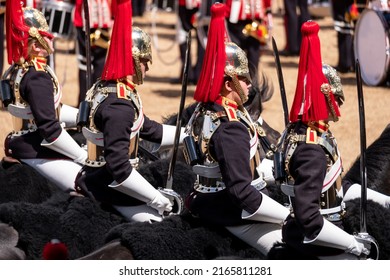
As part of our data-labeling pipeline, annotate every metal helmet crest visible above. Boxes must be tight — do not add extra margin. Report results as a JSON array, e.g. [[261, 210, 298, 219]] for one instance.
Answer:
[[224, 42, 251, 83], [132, 26, 152, 84], [23, 7, 50, 32]]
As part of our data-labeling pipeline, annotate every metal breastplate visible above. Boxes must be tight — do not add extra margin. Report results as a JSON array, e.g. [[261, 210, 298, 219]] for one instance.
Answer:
[[281, 127, 345, 222], [82, 82, 143, 168], [187, 105, 266, 193], [2, 63, 61, 135]]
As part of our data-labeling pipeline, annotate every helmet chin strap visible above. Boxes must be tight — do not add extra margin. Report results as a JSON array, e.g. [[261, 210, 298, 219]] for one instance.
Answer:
[[321, 83, 339, 122], [231, 75, 248, 104], [132, 55, 144, 84]]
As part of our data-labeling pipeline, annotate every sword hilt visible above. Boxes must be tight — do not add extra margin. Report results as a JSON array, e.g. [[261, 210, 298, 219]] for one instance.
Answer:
[[355, 232, 379, 260], [158, 188, 184, 216]]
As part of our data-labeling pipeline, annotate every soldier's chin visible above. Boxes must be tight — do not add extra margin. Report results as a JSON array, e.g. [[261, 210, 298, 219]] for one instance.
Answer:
[[240, 95, 248, 104]]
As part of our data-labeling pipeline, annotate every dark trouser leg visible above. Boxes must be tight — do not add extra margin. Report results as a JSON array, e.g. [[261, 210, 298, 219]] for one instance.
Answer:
[[0, 14, 4, 73], [76, 27, 108, 104], [337, 32, 354, 71], [297, 0, 311, 50], [331, 0, 355, 71], [283, 0, 299, 52], [193, 32, 205, 84], [177, 6, 197, 83]]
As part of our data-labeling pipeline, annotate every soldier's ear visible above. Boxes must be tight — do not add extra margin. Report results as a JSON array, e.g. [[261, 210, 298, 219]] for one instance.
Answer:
[[224, 80, 234, 92], [31, 42, 41, 53]]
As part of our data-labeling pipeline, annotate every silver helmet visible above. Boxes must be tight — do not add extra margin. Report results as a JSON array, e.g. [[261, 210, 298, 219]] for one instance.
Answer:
[[132, 26, 152, 84], [224, 42, 251, 103], [23, 7, 53, 55]]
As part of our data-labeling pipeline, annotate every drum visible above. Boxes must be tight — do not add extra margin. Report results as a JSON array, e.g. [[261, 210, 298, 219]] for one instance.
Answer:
[[41, 0, 74, 40], [354, 8, 390, 86], [308, 0, 331, 18], [199, 0, 214, 17]]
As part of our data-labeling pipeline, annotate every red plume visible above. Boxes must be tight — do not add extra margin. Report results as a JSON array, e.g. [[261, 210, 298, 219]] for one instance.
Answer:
[[194, 3, 228, 103], [289, 21, 340, 122], [6, 0, 29, 64], [42, 239, 69, 260], [101, 0, 133, 80]]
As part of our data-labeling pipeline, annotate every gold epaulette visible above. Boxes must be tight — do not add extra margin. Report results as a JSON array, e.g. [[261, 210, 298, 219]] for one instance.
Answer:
[[219, 96, 239, 122], [31, 57, 47, 72], [117, 82, 129, 99], [223, 106, 238, 121], [306, 127, 318, 144], [116, 79, 136, 100]]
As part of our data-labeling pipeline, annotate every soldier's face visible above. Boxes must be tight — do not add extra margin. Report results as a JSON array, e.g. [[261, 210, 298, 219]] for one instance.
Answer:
[[140, 59, 149, 75], [234, 77, 251, 104], [30, 36, 54, 57]]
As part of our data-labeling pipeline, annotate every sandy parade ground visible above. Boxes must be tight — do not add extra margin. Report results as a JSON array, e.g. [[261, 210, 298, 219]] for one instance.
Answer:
[[0, 1, 389, 173]]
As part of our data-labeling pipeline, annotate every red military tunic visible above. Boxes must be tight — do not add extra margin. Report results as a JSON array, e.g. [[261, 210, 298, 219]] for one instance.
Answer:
[[225, 0, 271, 22]]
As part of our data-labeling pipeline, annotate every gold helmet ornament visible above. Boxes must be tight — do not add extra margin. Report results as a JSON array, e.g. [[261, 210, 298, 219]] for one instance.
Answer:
[[322, 63, 345, 106], [23, 7, 50, 32], [132, 26, 152, 84]]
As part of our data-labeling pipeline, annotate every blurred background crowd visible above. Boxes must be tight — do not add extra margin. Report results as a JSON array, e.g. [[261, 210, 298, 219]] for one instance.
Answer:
[[1, 0, 390, 90]]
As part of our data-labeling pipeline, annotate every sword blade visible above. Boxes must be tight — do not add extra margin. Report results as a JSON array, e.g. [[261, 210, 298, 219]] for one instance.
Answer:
[[271, 37, 289, 126], [356, 59, 367, 234], [83, 0, 93, 91], [166, 31, 191, 189]]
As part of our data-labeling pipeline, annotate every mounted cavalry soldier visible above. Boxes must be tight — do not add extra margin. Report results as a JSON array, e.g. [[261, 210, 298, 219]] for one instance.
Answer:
[[0, 1, 86, 192], [75, 0, 186, 223], [277, 21, 390, 259], [184, 3, 289, 256]]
